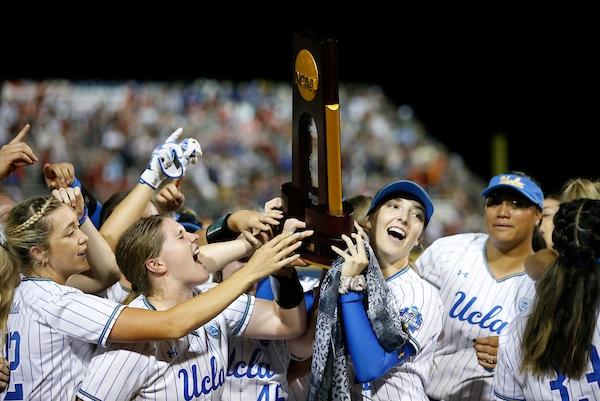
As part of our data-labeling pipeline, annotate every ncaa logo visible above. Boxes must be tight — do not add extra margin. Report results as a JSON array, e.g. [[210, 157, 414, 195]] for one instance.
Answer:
[[206, 323, 221, 339], [517, 297, 531, 313], [399, 305, 423, 333]]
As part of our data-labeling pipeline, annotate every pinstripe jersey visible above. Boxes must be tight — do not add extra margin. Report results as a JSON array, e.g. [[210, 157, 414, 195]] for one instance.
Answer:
[[1, 277, 125, 401], [77, 292, 255, 401], [98, 281, 131, 304], [288, 374, 310, 401], [350, 266, 444, 401], [493, 313, 600, 401], [223, 336, 291, 401], [414, 233, 536, 401]]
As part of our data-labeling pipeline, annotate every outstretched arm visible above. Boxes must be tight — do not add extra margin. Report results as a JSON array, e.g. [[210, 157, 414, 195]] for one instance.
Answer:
[[109, 231, 311, 341]]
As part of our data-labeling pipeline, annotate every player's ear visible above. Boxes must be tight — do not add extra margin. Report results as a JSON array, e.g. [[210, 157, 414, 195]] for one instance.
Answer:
[[29, 246, 47, 266], [145, 257, 167, 275]]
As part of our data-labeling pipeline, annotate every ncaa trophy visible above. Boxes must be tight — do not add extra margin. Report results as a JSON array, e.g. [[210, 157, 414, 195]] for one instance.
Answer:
[[281, 32, 354, 268]]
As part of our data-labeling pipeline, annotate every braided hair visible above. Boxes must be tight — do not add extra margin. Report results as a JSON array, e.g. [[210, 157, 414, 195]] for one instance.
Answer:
[[521, 198, 600, 378]]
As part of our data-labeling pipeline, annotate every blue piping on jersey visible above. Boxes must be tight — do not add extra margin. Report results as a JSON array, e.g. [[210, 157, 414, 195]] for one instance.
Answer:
[[493, 390, 525, 401], [77, 388, 104, 401], [385, 266, 410, 282], [232, 294, 251, 336], [482, 240, 528, 282], [97, 305, 124, 347]]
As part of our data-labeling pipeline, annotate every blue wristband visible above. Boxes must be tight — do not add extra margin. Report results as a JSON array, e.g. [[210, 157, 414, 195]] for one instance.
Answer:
[[69, 176, 82, 189], [79, 206, 88, 226]]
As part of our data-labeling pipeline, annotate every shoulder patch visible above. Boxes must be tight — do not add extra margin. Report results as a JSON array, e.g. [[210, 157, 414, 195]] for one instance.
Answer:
[[399, 305, 423, 333], [517, 297, 531, 314], [206, 322, 221, 339]]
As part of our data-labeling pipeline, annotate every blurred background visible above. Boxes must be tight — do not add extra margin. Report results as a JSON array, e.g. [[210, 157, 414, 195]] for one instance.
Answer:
[[1, 26, 597, 245]]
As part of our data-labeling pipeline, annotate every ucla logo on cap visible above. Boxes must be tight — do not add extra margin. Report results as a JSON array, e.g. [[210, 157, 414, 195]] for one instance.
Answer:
[[399, 305, 423, 333], [499, 175, 525, 189]]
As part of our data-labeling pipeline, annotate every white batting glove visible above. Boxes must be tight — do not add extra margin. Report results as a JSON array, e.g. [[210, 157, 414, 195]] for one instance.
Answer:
[[180, 138, 203, 166], [139, 128, 186, 189]]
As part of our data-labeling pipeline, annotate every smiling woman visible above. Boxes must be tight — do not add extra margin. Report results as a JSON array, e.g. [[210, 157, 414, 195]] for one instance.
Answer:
[[309, 179, 444, 401]]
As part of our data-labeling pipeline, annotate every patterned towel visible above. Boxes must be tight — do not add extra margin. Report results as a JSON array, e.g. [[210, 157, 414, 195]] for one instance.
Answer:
[[308, 243, 409, 401]]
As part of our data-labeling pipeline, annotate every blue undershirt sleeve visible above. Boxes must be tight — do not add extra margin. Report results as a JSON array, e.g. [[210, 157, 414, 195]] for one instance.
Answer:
[[340, 291, 415, 383]]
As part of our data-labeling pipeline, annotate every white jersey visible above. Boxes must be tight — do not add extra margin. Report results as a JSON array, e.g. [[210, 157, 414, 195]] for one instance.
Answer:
[[351, 266, 444, 401], [223, 336, 291, 401], [98, 281, 131, 304], [78, 292, 255, 401], [493, 313, 600, 401], [415, 233, 536, 401], [1, 277, 125, 401], [288, 374, 310, 401]]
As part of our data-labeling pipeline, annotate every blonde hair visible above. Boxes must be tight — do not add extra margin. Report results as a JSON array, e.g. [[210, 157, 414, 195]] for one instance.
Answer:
[[561, 178, 600, 202], [0, 196, 63, 348], [115, 216, 165, 304]]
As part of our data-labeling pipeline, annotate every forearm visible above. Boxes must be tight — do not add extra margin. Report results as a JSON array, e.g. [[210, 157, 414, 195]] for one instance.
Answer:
[[198, 239, 253, 273], [340, 292, 410, 383], [109, 267, 256, 341], [287, 294, 317, 359], [66, 219, 121, 293], [100, 184, 154, 250], [272, 299, 307, 338]]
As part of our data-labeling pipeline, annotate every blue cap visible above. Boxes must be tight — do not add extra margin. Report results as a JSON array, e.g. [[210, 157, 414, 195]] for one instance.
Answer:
[[367, 180, 434, 225], [481, 173, 544, 209]]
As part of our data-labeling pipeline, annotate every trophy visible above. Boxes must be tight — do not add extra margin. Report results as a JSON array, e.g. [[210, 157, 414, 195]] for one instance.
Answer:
[[281, 32, 354, 268]]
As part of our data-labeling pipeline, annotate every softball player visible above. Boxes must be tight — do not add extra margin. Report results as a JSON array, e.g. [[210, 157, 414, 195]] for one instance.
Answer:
[[330, 180, 444, 400], [493, 199, 600, 400], [77, 215, 310, 400], [415, 172, 541, 401]]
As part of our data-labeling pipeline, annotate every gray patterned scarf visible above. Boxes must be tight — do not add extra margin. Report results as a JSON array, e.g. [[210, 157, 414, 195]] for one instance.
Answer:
[[308, 243, 410, 401]]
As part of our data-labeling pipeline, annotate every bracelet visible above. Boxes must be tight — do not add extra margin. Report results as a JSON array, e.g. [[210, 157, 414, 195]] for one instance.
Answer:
[[269, 268, 304, 309], [79, 206, 89, 226], [338, 275, 366, 294], [206, 213, 237, 243]]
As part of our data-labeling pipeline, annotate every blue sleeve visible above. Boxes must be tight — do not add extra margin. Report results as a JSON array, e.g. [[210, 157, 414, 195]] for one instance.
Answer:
[[340, 291, 415, 383], [255, 277, 274, 300], [70, 176, 103, 229], [255, 278, 315, 315]]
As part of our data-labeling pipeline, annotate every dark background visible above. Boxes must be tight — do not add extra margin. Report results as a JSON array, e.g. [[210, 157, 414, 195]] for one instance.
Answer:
[[4, 25, 597, 194]]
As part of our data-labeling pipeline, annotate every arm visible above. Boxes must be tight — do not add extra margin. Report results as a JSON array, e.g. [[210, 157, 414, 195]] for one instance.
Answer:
[[101, 128, 199, 250], [287, 289, 318, 360], [197, 238, 254, 273], [241, 297, 306, 340], [50, 187, 120, 293], [66, 216, 121, 293], [109, 230, 311, 342], [340, 291, 415, 382], [100, 183, 155, 250]]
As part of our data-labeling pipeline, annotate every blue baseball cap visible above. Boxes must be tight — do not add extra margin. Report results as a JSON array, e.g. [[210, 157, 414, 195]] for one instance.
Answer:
[[481, 173, 544, 209], [367, 180, 434, 226]]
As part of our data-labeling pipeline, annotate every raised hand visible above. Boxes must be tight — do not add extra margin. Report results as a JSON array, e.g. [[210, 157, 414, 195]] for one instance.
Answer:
[[0, 123, 38, 179], [155, 182, 186, 213], [264, 197, 283, 212], [331, 221, 369, 277], [42, 162, 75, 189], [139, 128, 201, 189], [243, 230, 313, 280], [51, 187, 85, 221]]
